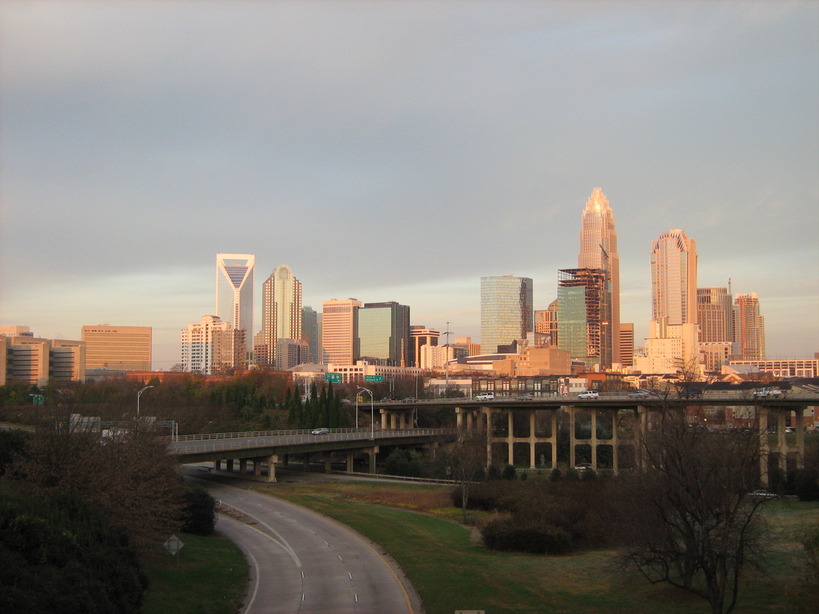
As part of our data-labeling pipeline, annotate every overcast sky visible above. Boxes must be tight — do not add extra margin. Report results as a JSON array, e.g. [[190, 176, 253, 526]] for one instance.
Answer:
[[1, 0, 817, 370]]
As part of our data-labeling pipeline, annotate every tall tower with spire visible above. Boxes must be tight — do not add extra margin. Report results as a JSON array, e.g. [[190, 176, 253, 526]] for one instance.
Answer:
[[577, 188, 620, 366]]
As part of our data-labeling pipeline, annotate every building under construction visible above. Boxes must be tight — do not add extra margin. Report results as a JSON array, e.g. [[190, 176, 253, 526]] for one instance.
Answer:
[[556, 268, 611, 369]]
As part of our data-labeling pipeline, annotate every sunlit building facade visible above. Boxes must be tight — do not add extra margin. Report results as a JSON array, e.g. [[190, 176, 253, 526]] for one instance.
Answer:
[[578, 188, 621, 364], [321, 298, 361, 365], [697, 287, 734, 344], [650, 229, 697, 326], [410, 325, 440, 368], [181, 315, 246, 375], [215, 253, 255, 339], [257, 264, 302, 366], [81, 325, 152, 371], [556, 268, 610, 368], [734, 293, 765, 360], [480, 275, 533, 354], [357, 301, 411, 366]]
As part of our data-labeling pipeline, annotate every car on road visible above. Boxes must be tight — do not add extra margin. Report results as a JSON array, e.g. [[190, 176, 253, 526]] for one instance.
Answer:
[[517, 393, 534, 400], [578, 390, 599, 399], [753, 387, 783, 399], [475, 392, 495, 401], [628, 390, 652, 399], [401, 396, 416, 403], [748, 489, 776, 499], [310, 427, 329, 435]]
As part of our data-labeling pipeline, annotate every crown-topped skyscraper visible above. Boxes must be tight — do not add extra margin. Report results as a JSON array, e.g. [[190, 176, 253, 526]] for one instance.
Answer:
[[577, 188, 620, 366]]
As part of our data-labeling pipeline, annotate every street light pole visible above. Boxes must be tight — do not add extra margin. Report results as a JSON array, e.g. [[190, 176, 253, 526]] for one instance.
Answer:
[[358, 387, 374, 439], [137, 385, 154, 418]]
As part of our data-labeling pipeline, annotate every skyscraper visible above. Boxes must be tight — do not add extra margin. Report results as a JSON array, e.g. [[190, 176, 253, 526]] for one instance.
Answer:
[[578, 188, 621, 364], [215, 253, 255, 338], [734, 293, 766, 360], [410, 325, 440, 368], [321, 298, 362, 365], [181, 315, 245, 375], [357, 301, 411, 366], [81, 325, 152, 371], [697, 287, 734, 343], [650, 229, 697, 326], [557, 268, 610, 367], [302, 306, 320, 364], [480, 275, 533, 354], [257, 265, 302, 366]]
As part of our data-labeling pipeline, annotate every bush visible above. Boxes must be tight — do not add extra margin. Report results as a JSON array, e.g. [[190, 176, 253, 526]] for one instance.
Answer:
[[384, 449, 423, 477], [794, 468, 819, 501], [502, 464, 517, 480], [481, 517, 572, 554], [181, 486, 216, 535], [550, 467, 562, 481]]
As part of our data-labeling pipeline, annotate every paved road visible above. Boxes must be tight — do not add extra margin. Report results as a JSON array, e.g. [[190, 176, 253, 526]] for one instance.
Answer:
[[187, 474, 420, 614]]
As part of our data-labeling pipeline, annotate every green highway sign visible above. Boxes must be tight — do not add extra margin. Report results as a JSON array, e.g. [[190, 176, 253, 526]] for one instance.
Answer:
[[364, 375, 383, 383], [325, 372, 342, 383]]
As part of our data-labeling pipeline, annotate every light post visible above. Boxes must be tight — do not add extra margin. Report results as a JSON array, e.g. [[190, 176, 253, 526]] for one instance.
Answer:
[[137, 385, 154, 418], [358, 387, 374, 439]]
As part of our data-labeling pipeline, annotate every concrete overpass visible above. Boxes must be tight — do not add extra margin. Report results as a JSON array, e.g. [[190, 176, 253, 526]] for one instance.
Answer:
[[169, 428, 454, 482]]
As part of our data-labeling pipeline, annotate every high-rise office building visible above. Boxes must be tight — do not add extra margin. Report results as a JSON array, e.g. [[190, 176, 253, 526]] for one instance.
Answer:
[[410, 326, 440, 368], [619, 322, 634, 367], [302, 306, 320, 364], [480, 275, 533, 354], [81, 325, 152, 371], [650, 230, 697, 326], [557, 268, 610, 368], [215, 253, 255, 339], [697, 287, 734, 344], [321, 298, 362, 365], [181, 315, 245, 375], [257, 265, 302, 366], [734, 293, 765, 360], [578, 188, 621, 364], [357, 302, 411, 366]]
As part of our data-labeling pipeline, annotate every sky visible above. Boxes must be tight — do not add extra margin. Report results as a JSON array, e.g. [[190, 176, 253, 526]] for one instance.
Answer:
[[1, 0, 817, 370]]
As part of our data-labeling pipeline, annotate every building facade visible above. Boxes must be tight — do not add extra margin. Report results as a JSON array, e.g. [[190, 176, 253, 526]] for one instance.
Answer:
[[734, 293, 766, 361], [577, 188, 621, 364], [257, 264, 302, 366], [81, 325, 152, 371], [480, 275, 533, 354], [650, 229, 697, 326], [0, 334, 85, 386], [301, 306, 320, 364], [321, 298, 362, 365], [410, 325, 440, 368], [215, 253, 255, 341], [556, 268, 610, 368], [181, 315, 246, 375], [697, 287, 734, 344], [357, 302, 411, 366]]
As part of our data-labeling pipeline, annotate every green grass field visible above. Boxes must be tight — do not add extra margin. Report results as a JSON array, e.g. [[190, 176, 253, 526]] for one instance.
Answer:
[[262, 481, 818, 614], [141, 532, 247, 614], [139, 480, 817, 614]]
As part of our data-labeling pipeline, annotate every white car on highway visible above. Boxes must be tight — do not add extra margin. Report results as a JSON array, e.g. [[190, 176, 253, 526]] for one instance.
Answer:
[[578, 390, 599, 399]]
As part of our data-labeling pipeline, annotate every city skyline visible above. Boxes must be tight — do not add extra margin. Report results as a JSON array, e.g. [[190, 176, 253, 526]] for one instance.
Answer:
[[1, 2, 817, 368]]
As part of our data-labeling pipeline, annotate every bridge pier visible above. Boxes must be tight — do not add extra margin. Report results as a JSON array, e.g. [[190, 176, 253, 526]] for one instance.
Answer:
[[346, 452, 354, 472], [367, 446, 379, 473]]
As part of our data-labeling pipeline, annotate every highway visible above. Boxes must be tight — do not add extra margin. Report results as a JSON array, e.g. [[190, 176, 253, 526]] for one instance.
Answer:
[[186, 473, 420, 614]]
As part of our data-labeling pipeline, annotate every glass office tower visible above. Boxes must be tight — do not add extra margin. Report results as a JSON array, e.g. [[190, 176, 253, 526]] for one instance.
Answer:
[[480, 275, 533, 354], [357, 302, 411, 366]]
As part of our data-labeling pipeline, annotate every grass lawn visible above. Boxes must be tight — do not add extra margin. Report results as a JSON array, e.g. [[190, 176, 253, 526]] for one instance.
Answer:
[[141, 532, 247, 614], [259, 480, 819, 614]]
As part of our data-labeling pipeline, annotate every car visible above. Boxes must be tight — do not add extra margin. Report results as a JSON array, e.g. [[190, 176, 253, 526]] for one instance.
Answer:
[[310, 427, 329, 435], [753, 387, 783, 399], [401, 396, 416, 403], [748, 489, 776, 499], [574, 463, 592, 473], [517, 393, 534, 400], [628, 390, 651, 399], [578, 390, 599, 399], [475, 392, 495, 401]]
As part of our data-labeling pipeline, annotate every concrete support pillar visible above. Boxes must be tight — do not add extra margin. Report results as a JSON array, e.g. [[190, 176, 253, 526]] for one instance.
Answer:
[[456, 407, 463, 431], [507, 410, 514, 467], [324, 456, 332, 473], [466, 411, 474, 432], [528, 410, 537, 469], [267, 454, 278, 482], [380, 408, 388, 430], [226, 459, 234, 473], [795, 408, 805, 469], [254, 458, 262, 477], [569, 407, 576, 470], [759, 408, 770, 488], [239, 459, 247, 475], [611, 410, 620, 476], [485, 409, 493, 468], [551, 410, 558, 469], [346, 452, 354, 473], [214, 460, 221, 472], [368, 446, 379, 474], [591, 409, 598, 470], [777, 411, 788, 472]]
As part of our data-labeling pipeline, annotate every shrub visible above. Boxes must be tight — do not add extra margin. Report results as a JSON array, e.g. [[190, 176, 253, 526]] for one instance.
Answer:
[[550, 467, 562, 481], [502, 464, 517, 480], [794, 468, 819, 501], [181, 486, 216, 535], [481, 517, 571, 554]]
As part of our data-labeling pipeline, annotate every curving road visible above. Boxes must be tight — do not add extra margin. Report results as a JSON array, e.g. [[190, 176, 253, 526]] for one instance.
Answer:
[[187, 474, 420, 614]]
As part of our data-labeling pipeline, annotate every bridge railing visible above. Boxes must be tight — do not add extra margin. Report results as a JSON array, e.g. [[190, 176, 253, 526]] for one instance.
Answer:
[[171, 427, 455, 447]]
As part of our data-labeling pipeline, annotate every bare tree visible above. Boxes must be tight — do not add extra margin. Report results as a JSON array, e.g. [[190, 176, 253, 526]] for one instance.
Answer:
[[442, 432, 487, 522], [618, 402, 769, 614], [9, 411, 185, 556]]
